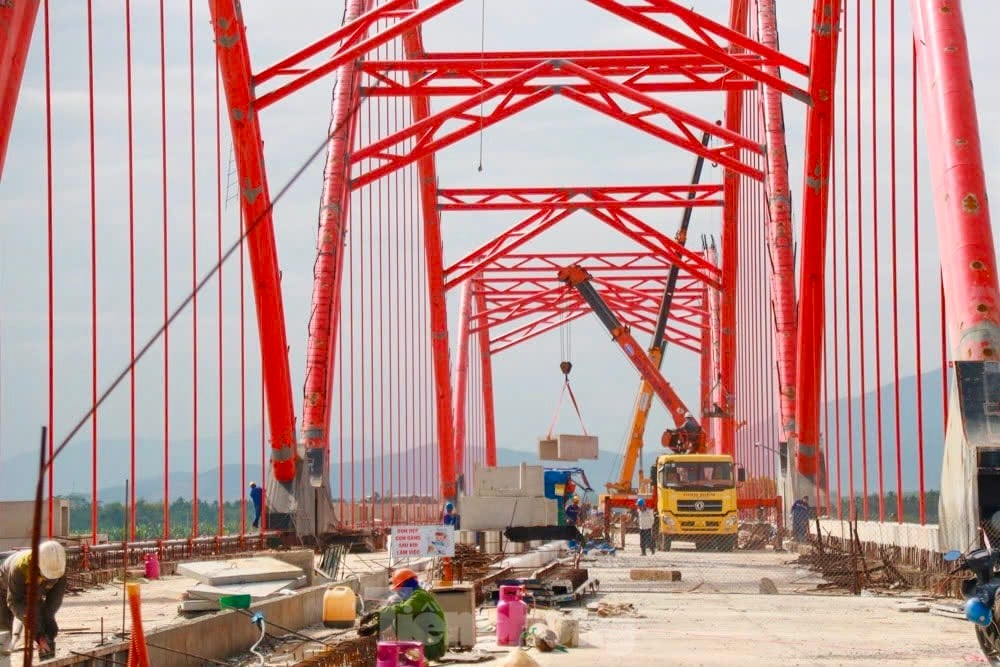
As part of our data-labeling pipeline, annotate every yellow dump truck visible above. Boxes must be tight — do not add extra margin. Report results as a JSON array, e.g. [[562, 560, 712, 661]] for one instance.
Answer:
[[653, 453, 745, 552]]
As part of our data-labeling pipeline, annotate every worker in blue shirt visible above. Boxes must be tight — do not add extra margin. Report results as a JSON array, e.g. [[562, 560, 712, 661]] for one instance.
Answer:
[[442, 502, 458, 527], [565, 496, 581, 526], [249, 482, 263, 529]]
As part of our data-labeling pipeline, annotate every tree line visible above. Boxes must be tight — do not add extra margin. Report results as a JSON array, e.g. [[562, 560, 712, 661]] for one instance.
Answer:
[[60, 493, 254, 540]]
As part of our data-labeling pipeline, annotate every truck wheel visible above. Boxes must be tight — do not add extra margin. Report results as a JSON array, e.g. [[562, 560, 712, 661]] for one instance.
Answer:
[[660, 535, 671, 552]]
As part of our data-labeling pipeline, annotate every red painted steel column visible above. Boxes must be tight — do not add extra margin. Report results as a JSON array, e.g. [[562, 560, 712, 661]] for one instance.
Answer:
[[210, 0, 298, 483], [793, 0, 842, 481], [300, 0, 370, 486], [757, 0, 797, 446], [402, 14, 458, 501], [452, 279, 473, 486], [699, 284, 713, 447], [719, 0, 749, 457], [912, 0, 1000, 359], [474, 278, 498, 467], [0, 0, 40, 179], [707, 240, 723, 454]]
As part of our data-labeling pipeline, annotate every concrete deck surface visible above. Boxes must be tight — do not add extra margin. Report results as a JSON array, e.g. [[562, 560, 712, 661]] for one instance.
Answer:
[[518, 537, 978, 666]]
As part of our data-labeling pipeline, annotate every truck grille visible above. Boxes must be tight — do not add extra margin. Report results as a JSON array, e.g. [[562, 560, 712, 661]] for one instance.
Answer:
[[676, 500, 723, 513]]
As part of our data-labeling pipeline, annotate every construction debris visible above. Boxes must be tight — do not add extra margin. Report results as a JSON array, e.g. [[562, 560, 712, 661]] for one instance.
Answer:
[[791, 517, 911, 594], [588, 601, 641, 618]]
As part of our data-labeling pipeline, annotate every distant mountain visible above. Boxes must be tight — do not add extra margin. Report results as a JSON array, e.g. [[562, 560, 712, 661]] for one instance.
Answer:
[[823, 367, 946, 493], [0, 368, 949, 502]]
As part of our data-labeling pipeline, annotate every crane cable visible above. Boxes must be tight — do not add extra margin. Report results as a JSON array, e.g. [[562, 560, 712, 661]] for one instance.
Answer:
[[547, 316, 588, 438]]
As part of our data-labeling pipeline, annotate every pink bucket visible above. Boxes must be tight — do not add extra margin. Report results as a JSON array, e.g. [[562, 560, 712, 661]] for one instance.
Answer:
[[376, 640, 425, 667]]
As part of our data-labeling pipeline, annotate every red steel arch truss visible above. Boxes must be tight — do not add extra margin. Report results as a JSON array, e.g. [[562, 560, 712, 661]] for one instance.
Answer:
[[201, 0, 825, 503]]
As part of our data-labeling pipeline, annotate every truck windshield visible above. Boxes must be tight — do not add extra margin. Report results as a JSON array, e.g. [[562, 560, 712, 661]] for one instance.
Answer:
[[659, 462, 734, 489]]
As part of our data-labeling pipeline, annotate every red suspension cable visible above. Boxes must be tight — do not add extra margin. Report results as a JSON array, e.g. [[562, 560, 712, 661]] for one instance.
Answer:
[[124, 0, 137, 541], [86, 0, 99, 544], [159, 0, 170, 538]]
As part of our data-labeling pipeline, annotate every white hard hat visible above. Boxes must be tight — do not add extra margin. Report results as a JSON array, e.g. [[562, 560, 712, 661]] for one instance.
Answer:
[[38, 541, 66, 580], [684, 411, 693, 419]]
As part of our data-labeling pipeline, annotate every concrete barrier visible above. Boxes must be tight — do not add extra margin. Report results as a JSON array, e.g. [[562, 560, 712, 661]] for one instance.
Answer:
[[46, 568, 391, 667], [816, 518, 948, 578]]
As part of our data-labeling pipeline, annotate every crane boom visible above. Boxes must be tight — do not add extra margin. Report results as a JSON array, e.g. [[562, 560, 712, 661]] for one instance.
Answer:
[[557, 265, 702, 451], [611, 133, 712, 493]]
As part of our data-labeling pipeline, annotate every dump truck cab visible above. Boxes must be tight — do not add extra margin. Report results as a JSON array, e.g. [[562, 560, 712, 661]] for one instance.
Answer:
[[654, 453, 745, 551]]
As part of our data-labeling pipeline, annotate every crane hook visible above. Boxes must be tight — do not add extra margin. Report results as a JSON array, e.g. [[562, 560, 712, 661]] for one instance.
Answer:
[[559, 361, 573, 377]]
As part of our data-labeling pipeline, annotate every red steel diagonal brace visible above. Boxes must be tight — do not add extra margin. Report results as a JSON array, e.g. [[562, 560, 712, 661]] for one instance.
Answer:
[[584, 208, 722, 289], [444, 207, 576, 289], [252, 0, 463, 110], [210, 0, 298, 484], [350, 62, 557, 190], [587, 0, 810, 102]]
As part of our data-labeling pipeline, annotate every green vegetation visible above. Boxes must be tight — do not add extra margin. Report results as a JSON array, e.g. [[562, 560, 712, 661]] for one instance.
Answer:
[[60, 493, 254, 540], [831, 490, 939, 524]]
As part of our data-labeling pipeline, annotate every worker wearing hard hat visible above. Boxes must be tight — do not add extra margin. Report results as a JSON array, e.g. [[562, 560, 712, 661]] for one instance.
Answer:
[[442, 502, 458, 527], [0, 540, 67, 660], [360, 568, 447, 660], [682, 411, 700, 434], [637, 498, 656, 556], [565, 496, 581, 526]]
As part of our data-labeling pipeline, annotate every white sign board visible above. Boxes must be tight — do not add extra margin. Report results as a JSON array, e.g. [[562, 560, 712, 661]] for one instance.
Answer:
[[390, 525, 456, 559]]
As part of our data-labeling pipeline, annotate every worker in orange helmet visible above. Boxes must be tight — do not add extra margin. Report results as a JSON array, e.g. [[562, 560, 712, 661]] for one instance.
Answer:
[[360, 568, 448, 661]]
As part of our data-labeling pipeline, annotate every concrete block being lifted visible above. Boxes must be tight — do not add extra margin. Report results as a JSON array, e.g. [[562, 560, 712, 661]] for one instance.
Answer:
[[538, 434, 598, 461], [459, 496, 558, 531], [473, 463, 545, 497]]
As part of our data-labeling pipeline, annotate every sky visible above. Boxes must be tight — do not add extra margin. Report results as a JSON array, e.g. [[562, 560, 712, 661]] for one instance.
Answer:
[[1, 1, 999, 497]]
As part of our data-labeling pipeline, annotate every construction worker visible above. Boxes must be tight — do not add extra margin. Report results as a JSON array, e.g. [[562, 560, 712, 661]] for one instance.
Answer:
[[682, 411, 700, 435], [442, 502, 457, 527], [362, 568, 448, 661], [249, 482, 263, 529], [791, 495, 811, 542], [636, 498, 656, 556], [565, 496, 581, 526], [0, 541, 67, 660]]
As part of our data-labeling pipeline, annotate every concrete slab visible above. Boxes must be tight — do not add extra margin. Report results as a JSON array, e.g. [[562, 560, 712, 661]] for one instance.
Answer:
[[187, 576, 306, 602], [176, 556, 304, 586]]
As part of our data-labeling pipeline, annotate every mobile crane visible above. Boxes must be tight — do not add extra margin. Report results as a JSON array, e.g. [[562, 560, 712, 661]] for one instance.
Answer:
[[556, 265, 707, 455], [558, 267, 746, 550], [605, 130, 714, 501]]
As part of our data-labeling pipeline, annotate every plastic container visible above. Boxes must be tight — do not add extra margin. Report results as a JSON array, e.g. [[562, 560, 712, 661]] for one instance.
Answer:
[[376, 640, 425, 667], [496, 585, 528, 646], [322, 586, 358, 628], [143, 553, 160, 580]]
